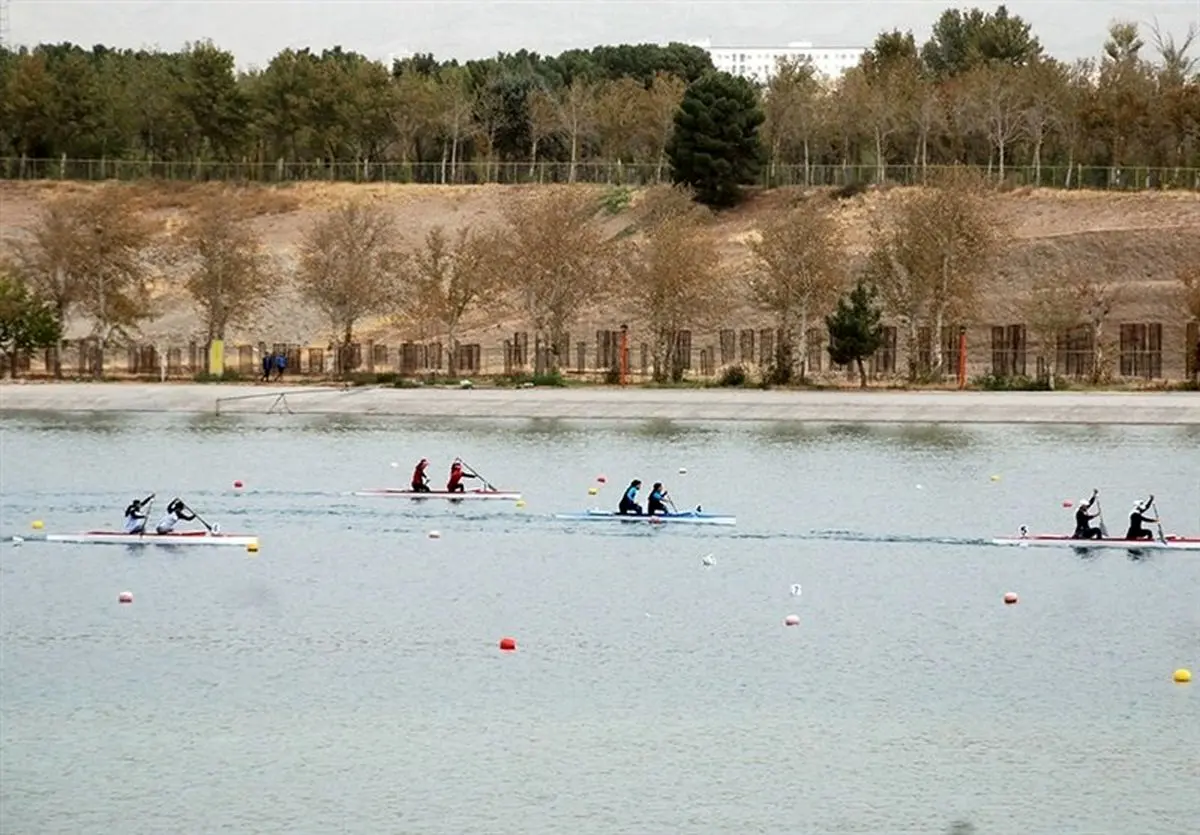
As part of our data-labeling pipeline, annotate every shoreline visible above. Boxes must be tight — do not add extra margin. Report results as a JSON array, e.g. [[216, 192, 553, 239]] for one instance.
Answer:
[[1, 382, 1198, 425]]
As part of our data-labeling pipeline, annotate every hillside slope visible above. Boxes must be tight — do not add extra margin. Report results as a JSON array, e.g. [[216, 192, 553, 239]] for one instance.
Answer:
[[1, 181, 1197, 349]]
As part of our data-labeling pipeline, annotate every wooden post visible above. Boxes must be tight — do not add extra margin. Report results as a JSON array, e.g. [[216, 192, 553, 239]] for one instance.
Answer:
[[619, 323, 629, 386], [957, 327, 967, 390]]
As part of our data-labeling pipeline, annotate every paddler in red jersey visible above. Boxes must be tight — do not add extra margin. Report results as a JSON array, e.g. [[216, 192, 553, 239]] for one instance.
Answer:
[[411, 458, 431, 492], [446, 459, 478, 493]]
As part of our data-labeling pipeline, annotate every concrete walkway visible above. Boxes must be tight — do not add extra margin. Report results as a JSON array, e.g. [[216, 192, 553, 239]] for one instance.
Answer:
[[1, 382, 1198, 424]]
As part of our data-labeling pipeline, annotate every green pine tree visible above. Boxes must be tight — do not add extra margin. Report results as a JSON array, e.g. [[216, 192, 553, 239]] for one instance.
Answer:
[[666, 72, 764, 208], [826, 280, 885, 388], [0, 274, 63, 378]]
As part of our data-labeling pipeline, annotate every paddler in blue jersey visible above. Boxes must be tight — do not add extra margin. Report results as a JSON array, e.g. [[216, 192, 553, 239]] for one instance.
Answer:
[[647, 482, 670, 515], [1125, 496, 1159, 541], [618, 479, 643, 515], [1071, 489, 1103, 539], [123, 494, 154, 534]]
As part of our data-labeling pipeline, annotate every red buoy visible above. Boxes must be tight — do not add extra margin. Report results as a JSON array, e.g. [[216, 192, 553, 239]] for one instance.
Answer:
[[233, 480, 244, 489], [596, 475, 607, 484], [118, 591, 133, 604], [499, 637, 517, 651], [1004, 592, 1018, 605]]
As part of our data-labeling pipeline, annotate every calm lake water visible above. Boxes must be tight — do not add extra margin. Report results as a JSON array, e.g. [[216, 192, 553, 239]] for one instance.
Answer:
[[1, 412, 1198, 835]]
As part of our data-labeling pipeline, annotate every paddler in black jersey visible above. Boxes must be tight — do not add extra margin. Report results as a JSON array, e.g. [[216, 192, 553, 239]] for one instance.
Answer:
[[618, 479, 643, 515], [647, 482, 670, 515], [1125, 496, 1159, 541], [1071, 489, 1103, 539]]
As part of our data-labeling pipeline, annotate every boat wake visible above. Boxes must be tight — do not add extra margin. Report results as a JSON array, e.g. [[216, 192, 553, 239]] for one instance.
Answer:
[[728, 529, 996, 547]]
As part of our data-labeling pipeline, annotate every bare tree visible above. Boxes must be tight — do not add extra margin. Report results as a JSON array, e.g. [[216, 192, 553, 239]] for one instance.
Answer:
[[618, 186, 726, 382], [433, 66, 474, 183], [1019, 57, 1068, 186], [9, 197, 81, 330], [963, 63, 1025, 179], [746, 196, 848, 382], [1068, 271, 1123, 384], [1180, 264, 1200, 320], [1149, 18, 1199, 85], [1177, 264, 1200, 381], [552, 78, 599, 183], [863, 198, 932, 379], [498, 187, 615, 371], [594, 77, 644, 165], [641, 72, 686, 183], [866, 169, 1002, 378], [11, 187, 159, 376], [845, 66, 903, 184], [761, 58, 823, 184], [526, 86, 560, 177], [408, 225, 499, 376], [1024, 276, 1083, 387], [172, 190, 276, 345], [391, 71, 436, 167], [296, 199, 405, 374]]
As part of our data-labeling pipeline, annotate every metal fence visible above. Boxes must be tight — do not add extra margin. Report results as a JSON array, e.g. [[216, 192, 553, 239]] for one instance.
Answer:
[[2, 156, 1199, 191], [3, 321, 1195, 384]]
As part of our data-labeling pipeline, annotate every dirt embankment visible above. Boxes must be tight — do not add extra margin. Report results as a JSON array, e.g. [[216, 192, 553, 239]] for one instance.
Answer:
[[0, 180, 1198, 347]]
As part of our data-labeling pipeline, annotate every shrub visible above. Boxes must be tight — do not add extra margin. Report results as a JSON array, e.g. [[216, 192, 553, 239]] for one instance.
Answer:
[[717, 364, 749, 387]]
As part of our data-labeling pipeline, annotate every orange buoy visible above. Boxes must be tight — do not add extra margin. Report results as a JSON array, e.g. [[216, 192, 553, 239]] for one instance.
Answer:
[[1004, 592, 1018, 605], [118, 591, 133, 604], [499, 637, 517, 651]]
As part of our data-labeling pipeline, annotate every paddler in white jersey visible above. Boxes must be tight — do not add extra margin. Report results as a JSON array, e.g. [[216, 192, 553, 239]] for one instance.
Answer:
[[123, 494, 154, 534], [155, 498, 197, 534]]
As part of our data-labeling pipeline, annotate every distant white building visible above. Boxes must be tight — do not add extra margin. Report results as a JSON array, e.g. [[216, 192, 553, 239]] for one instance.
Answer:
[[689, 39, 866, 84]]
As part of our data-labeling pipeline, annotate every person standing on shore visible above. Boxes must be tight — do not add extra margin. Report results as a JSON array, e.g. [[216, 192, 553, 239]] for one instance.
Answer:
[[274, 352, 286, 381], [261, 352, 273, 381]]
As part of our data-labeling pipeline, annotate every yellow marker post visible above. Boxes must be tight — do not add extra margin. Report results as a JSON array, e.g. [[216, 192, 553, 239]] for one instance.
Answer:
[[208, 340, 225, 377]]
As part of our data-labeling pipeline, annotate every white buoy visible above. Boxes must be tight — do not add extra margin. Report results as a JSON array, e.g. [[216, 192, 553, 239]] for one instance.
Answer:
[[428, 530, 441, 539], [679, 467, 688, 475], [390, 462, 399, 468], [790, 584, 802, 597], [702, 554, 715, 566]]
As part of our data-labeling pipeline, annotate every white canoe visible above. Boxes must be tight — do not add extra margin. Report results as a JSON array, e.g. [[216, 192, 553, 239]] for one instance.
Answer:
[[354, 488, 522, 501], [554, 509, 736, 527], [991, 534, 1200, 551], [12, 530, 259, 547]]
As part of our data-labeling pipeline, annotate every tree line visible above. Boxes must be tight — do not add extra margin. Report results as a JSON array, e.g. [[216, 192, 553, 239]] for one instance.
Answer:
[[4, 175, 1197, 384], [1, 5, 1198, 191]]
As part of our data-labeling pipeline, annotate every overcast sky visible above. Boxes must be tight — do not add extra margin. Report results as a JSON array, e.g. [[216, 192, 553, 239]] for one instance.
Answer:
[[7, 0, 1200, 70]]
